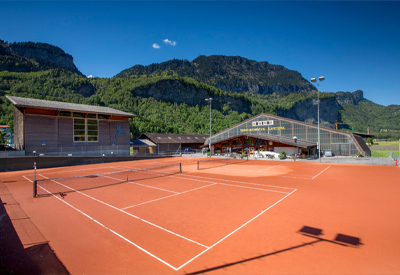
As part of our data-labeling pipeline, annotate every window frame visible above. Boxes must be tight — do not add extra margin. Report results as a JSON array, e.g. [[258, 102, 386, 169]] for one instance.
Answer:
[[73, 115, 99, 143]]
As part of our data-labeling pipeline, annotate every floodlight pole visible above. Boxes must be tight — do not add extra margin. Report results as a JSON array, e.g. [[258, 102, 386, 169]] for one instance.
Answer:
[[311, 76, 324, 162], [205, 98, 213, 156]]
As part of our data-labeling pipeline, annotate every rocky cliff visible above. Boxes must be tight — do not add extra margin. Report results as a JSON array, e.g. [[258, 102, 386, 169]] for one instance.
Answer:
[[335, 90, 364, 105], [130, 78, 345, 128], [0, 40, 82, 75], [116, 55, 316, 95], [132, 79, 253, 113], [276, 97, 341, 128]]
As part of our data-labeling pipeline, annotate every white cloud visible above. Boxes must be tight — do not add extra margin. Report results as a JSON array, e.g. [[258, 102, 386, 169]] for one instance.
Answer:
[[163, 39, 177, 46], [152, 43, 160, 49], [87, 75, 93, 78]]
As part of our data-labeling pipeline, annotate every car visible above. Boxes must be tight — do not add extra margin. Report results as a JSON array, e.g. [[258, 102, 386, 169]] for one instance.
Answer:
[[184, 148, 196, 154]]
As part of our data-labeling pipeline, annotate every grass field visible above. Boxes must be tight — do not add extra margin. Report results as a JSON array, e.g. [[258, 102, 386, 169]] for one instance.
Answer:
[[371, 150, 399, 157], [373, 140, 400, 146]]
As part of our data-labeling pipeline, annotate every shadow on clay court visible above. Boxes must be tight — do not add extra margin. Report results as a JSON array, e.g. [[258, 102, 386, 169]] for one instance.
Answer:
[[185, 226, 363, 275], [0, 197, 70, 275]]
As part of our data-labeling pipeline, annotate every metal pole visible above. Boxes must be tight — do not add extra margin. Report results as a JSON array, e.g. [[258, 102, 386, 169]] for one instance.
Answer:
[[312, 77, 324, 163], [205, 98, 213, 157], [209, 100, 212, 154], [317, 81, 321, 162]]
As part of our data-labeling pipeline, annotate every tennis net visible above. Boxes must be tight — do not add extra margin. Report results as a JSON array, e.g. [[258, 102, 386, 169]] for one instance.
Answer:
[[33, 163, 182, 197], [197, 155, 248, 170]]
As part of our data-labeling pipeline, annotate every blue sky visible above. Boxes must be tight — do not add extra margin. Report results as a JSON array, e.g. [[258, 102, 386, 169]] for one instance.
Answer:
[[1, 1, 399, 106]]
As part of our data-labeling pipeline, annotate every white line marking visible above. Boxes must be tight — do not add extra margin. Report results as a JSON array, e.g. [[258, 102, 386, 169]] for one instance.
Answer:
[[23, 175, 32, 182], [28, 166, 298, 270], [312, 166, 331, 179], [131, 182, 180, 194], [38, 174, 208, 249], [174, 173, 296, 190], [175, 188, 297, 270], [121, 183, 217, 210], [165, 174, 290, 194], [100, 174, 180, 194], [25, 176, 179, 270], [212, 182, 289, 194], [257, 164, 284, 172]]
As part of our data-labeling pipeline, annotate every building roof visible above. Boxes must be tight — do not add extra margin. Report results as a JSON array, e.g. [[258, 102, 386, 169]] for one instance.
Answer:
[[138, 133, 209, 144], [351, 133, 371, 156], [130, 139, 156, 147], [6, 95, 135, 117], [211, 112, 365, 140], [203, 133, 317, 149]]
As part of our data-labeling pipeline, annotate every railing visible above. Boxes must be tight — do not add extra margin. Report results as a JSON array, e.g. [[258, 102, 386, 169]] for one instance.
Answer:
[[26, 145, 130, 156], [389, 152, 399, 163]]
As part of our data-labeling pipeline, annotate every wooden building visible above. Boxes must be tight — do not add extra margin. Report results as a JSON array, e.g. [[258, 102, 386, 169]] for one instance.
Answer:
[[137, 133, 209, 154], [6, 96, 135, 156]]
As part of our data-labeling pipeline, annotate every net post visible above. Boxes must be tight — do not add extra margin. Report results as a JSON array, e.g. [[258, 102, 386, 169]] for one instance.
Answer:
[[197, 160, 199, 170], [126, 171, 129, 182], [180, 163, 182, 173], [33, 180, 37, 198], [247, 155, 249, 161]]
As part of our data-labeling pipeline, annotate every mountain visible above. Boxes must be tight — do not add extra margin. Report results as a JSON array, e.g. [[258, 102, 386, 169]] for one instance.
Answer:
[[0, 40, 83, 76], [0, 40, 399, 139], [116, 55, 316, 95]]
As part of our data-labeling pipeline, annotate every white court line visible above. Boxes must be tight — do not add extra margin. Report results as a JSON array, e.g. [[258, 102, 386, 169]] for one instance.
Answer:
[[175, 173, 296, 191], [175, 188, 297, 270], [37, 174, 209, 249], [26, 173, 298, 271], [101, 174, 180, 194], [257, 164, 284, 172], [25, 176, 179, 270], [312, 166, 331, 179], [164, 174, 290, 194], [212, 181, 289, 194], [121, 183, 217, 210], [131, 182, 180, 194]]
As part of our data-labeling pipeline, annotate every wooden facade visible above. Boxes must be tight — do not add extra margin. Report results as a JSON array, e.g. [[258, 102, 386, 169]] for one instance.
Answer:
[[8, 96, 134, 156]]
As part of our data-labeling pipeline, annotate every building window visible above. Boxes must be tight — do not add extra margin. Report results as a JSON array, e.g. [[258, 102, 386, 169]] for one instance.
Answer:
[[59, 111, 71, 117], [74, 118, 98, 142]]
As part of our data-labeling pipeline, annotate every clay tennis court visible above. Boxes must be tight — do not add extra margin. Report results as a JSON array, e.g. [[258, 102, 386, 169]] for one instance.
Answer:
[[1, 157, 400, 274]]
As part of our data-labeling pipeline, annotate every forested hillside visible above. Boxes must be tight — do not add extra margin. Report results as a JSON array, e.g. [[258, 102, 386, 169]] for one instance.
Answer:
[[1, 40, 399, 140], [0, 69, 326, 137], [339, 100, 400, 138], [116, 55, 316, 95], [0, 39, 82, 75]]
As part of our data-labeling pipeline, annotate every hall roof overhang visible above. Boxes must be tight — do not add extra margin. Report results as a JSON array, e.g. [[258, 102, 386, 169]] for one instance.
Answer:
[[201, 133, 317, 149], [6, 95, 135, 117]]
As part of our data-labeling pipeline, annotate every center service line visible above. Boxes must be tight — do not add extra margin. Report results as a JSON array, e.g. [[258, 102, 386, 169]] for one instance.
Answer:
[[175, 188, 297, 271], [38, 174, 209, 249], [312, 165, 331, 179]]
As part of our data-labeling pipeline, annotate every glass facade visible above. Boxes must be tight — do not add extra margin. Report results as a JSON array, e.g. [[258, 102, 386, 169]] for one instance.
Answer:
[[206, 113, 365, 156]]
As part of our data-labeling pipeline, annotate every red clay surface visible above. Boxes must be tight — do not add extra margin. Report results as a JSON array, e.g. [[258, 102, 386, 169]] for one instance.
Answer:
[[1, 157, 400, 274]]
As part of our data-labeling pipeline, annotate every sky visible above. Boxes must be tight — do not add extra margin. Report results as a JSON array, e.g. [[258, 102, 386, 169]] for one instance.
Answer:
[[1, 1, 399, 106]]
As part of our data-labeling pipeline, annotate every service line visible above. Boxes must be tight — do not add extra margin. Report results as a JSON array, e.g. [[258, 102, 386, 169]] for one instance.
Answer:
[[37, 174, 209, 249]]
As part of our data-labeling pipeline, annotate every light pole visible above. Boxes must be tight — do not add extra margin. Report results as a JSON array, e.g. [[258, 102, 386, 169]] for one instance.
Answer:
[[205, 98, 213, 156], [311, 76, 324, 162]]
